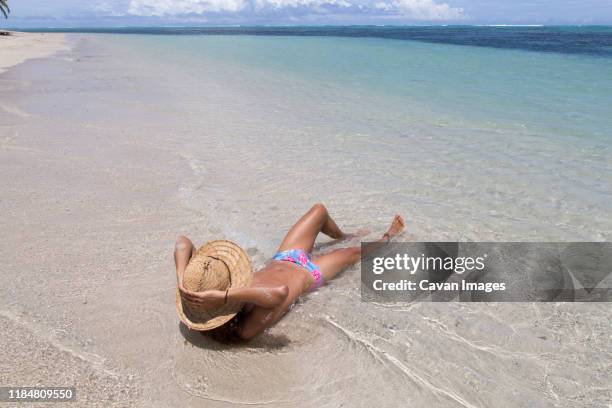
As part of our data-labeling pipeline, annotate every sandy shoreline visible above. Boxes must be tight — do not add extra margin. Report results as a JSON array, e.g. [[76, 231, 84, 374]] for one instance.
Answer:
[[0, 31, 68, 75], [0, 33, 189, 407], [1, 33, 610, 407]]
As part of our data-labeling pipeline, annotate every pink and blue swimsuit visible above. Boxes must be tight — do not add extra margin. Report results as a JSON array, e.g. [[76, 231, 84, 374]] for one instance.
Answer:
[[272, 249, 323, 290]]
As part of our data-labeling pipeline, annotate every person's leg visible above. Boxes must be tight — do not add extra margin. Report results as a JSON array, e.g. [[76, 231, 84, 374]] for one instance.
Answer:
[[313, 247, 362, 281], [278, 203, 346, 253], [313, 214, 405, 282]]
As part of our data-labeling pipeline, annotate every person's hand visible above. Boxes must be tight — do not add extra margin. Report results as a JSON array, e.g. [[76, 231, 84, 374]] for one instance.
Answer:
[[178, 284, 203, 301], [178, 287, 225, 309], [176, 270, 214, 304]]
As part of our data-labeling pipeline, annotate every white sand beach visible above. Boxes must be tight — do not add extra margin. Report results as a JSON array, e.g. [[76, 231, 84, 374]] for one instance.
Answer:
[[0, 31, 68, 74], [1, 33, 610, 407]]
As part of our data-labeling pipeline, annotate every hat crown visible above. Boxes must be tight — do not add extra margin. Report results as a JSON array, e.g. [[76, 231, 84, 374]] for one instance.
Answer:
[[176, 240, 253, 331], [183, 255, 231, 292]]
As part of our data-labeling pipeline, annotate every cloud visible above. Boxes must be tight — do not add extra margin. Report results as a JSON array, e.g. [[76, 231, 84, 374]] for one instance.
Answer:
[[253, 0, 353, 10], [127, 0, 465, 19], [93, 1, 131, 16], [375, 0, 464, 20], [128, 0, 246, 14]]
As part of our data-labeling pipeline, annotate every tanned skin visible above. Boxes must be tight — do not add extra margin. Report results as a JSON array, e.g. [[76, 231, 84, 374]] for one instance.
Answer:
[[174, 203, 405, 340]]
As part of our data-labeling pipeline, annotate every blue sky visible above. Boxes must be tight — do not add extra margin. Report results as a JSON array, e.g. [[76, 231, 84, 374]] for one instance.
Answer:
[[5, 0, 612, 26]]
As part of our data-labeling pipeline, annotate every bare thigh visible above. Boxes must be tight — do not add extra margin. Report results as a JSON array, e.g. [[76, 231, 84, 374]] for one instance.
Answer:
[[278, 204, 328, 253], [312, 247, 361, 282]]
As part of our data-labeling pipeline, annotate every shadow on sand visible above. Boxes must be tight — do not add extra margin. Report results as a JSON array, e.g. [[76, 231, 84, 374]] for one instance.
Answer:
[[179, 322, 291, 351]]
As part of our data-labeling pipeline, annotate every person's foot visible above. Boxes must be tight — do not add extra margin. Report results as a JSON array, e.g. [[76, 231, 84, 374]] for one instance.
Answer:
[[385, 214, 405, 240]]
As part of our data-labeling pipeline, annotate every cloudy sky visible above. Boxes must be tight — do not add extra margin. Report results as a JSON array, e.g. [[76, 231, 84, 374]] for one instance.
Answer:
[[5, 0, 612, 26]]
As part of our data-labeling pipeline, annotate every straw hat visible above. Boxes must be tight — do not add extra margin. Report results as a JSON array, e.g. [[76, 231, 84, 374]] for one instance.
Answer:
[[176, 240, 252, 331]]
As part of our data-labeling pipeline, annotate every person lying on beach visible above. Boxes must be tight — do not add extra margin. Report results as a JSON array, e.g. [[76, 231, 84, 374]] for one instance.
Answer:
[[174, 203, 405, 341]]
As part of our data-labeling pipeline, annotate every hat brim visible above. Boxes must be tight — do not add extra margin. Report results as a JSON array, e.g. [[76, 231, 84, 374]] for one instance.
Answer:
[[176, 240, 253, 331]]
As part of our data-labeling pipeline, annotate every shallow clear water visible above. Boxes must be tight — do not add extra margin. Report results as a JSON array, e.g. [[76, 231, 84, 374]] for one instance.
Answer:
[[95, 31, 612, 249]]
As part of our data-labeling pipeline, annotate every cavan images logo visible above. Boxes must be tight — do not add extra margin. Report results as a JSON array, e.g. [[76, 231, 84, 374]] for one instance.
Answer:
[[361, 242, 612, 302]]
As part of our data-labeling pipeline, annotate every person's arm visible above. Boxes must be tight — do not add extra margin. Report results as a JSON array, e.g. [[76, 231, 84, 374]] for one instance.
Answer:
[[174, 236, 195, 290], [235, 301, 289, 340], [180, 286, 289, 310]]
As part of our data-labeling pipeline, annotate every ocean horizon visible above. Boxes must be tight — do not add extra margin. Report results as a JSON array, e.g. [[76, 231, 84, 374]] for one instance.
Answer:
[[18, 25, 612, 59]]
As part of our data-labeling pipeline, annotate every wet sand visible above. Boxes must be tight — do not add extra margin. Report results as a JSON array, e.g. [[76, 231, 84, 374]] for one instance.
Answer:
[[0, 34, 610, 407]]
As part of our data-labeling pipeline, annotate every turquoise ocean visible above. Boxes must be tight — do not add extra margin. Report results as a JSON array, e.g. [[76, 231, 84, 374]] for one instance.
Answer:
[[30, 26, 612, 246]]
